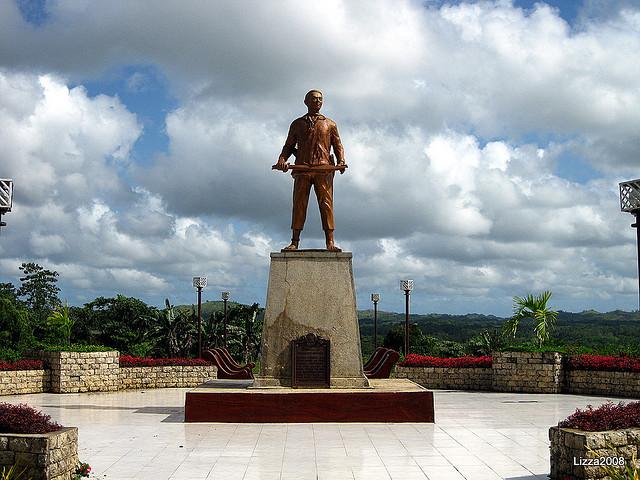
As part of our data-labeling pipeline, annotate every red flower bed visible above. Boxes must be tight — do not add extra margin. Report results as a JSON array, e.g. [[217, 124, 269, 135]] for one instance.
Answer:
[[399, 354, 492, 368], [0, 403, 62, 434], [119, 355, 212, 367], [569, 354, 640, 373], [0, 359, 44, 371], [559, 401, 640, 431]]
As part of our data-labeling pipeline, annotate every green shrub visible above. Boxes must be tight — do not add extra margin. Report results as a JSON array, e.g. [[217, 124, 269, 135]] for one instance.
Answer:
[[0, 465, 28, 480], [502, 340, 567, 353], [0, 348, 22, 362], [38, 343, 114, 353], [126, 342, 154, 358]]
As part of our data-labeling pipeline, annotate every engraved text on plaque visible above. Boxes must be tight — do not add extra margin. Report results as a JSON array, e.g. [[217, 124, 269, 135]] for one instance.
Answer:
[[291, 333, 330, 388]]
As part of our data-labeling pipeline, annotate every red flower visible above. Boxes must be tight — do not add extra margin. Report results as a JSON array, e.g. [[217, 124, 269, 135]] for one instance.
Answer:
[[119, 355, 212, 367], [569, 354, 640, 373], [398, 355, 492, 368], [559, 401, 640, 431], [0, 360, 44, 371]]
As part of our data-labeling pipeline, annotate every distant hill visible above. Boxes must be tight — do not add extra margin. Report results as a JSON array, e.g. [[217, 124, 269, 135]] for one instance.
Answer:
[[175, 300, 640, 350], [175, 300, 242, 317], [357, 310, 505, 341], [357, 309, 640, 348]]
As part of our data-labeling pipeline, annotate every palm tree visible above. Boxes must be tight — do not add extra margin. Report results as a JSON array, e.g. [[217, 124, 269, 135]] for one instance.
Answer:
[[503, 291, 558, 347], [47, 301, 74, 345]]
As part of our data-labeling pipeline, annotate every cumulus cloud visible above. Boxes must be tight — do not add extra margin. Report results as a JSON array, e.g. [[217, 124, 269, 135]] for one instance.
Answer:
[[0, 1, 638, 313], [0, 71, 276, 306]]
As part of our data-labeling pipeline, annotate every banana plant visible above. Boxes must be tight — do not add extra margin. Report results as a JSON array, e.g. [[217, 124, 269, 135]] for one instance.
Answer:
[[46, 301, 74, 345]]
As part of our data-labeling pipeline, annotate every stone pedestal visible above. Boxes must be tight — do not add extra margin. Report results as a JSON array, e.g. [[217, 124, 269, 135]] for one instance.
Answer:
[[256, 251, 368, 388]]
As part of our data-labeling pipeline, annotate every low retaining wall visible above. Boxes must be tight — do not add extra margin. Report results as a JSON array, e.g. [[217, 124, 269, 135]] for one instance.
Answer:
[[549, 426, 640, 479], [39, 351, 119, 393], [393, 366, 492, 390], [566, 370, 640, 399], [0, 370, 50, 395], [0, 352, 218, 394], [0, 427, 78, 480], [492, 351, 563, 393], [120, 365, 217, 389], [5, 350, 640, 397]]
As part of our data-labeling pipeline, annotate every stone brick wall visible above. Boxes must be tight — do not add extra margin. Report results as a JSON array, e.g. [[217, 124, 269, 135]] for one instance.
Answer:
[[549, 426, 640, 479], [120, 365, 217, 389], [566, 370, 640, 398], [39, 351, 120, 393], [0, 369, 50, 395], [0, 427, 78, 480], [492, 351, 563, 393], [393, 366, 492, 391], [4, 351, 640, 397], [0, 352, 218, 395]]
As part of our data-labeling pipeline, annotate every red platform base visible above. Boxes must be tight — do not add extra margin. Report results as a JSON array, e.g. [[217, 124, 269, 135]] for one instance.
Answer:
[[184, 379, 434, 423]]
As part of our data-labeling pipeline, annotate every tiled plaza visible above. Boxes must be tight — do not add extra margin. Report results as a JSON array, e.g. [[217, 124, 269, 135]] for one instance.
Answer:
[[1, 388, 625, 479]]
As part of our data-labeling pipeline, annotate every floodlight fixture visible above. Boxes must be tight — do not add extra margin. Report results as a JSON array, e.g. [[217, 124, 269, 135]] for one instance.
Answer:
[[400, 280, 414, 355], [192, 276, 207, 357], [192, 276, 208, 289], [371, 293, 380, 350], [0, 179, 13, 232], [400, 279, 414, 292], [221, 291, 230, 346], [620, 179, 640, 214], [619, 179, 640, 310]]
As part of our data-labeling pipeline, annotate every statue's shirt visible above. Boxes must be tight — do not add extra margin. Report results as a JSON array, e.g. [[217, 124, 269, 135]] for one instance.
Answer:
[[280, 113, 345, 167]]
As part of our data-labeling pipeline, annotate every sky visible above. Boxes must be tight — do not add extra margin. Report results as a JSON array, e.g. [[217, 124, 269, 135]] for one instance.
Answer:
[[0, 0, 639, 316]]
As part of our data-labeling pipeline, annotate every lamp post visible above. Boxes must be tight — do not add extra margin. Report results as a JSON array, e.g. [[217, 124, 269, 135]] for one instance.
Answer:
[[192, 276, 207, 358], [620, 179, 640, 310], [221, 291, 230, 346], [0, 179, 13, 234], [371, 293, 380, 350], [400, 280, 414, 355]]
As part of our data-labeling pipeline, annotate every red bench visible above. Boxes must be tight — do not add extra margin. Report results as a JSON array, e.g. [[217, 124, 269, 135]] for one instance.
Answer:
[[202, 347, 254, 380], [364, 347, 400, 379]]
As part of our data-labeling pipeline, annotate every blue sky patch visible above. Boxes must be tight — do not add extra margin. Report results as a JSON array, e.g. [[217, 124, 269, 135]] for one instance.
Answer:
[[74, 65, 178, 164]]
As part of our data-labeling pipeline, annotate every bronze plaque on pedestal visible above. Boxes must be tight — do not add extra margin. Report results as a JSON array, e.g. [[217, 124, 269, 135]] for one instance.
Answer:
[[291, 333, 330, 388]]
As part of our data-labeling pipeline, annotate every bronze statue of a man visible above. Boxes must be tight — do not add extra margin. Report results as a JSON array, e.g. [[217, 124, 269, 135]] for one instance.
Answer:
[[274, 90, 346, 251]]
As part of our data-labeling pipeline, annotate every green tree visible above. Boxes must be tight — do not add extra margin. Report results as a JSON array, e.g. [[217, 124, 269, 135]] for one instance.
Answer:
[[0, 282, 19, 302], [382, 323, 405, 352], [0, 296, 32, 348], [465, 329, 506, 355], [203, 310, 225, 350], [153, 299, 196, 357], [46, 301, 74, 345], [82, 295, 158, 353], [17, 263, 61, 327], [503, 291, 558, 347]]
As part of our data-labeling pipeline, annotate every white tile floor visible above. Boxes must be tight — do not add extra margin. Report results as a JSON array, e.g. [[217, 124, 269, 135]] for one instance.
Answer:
[[1, 388, 627, 479]]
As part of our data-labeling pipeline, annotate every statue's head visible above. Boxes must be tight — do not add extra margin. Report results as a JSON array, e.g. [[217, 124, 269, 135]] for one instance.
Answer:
[[304, 90, 323, 113]]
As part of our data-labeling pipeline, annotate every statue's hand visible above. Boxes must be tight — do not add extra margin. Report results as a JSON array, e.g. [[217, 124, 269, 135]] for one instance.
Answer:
[[338, 162, 346, 175], [275, 157, 289, 172]]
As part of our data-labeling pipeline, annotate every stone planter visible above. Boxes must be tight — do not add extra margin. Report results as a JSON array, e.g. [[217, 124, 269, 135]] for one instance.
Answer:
[[492, 351, 564, 393], [0, 427, 78, 480], [549, 426, 640, 479]]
